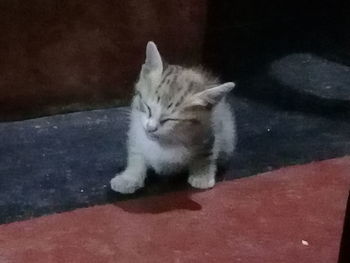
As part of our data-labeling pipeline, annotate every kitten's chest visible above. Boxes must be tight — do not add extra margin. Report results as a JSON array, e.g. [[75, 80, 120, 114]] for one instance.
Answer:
[[139, 136, 191, 174]]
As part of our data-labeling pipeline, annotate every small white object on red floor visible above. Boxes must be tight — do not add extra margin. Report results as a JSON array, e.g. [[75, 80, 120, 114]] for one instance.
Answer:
[[301, 240, 309, 246]]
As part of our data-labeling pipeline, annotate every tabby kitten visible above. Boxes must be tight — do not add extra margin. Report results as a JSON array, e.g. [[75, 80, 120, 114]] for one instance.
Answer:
[[110, 41, 236, 194]]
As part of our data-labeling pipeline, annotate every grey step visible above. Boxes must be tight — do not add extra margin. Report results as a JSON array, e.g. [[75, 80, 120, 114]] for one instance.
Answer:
[[270, 53, 350, 101], [1, 97, 349, 224]]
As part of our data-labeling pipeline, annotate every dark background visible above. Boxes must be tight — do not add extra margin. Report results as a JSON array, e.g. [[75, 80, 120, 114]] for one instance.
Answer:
[[205, 0, 350, 73], [204, 0, 350, 115], [0, 0, 207, 120], [1, 0, 349, 121]]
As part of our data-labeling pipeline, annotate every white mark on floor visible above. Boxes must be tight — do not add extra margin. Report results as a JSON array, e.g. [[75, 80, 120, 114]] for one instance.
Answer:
[[301, 240, 309, 246]]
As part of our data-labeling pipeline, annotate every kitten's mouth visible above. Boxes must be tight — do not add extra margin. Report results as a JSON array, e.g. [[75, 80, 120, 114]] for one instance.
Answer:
[[146, 132, 159, 140]]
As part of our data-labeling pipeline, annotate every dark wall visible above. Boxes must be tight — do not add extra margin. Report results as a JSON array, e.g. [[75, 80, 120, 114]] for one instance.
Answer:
[[201, 0, 350, 116], [204, 0, 350, 79], [0, 0, 207, 121], [2, 0, 349, 121]]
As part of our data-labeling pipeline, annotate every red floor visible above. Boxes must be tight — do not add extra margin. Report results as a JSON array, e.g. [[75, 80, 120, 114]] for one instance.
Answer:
[[0, 157, 349, 263]]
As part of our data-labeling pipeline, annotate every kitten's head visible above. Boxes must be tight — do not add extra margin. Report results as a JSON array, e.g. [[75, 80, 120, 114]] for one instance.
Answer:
[[133, 41, 235, 144]]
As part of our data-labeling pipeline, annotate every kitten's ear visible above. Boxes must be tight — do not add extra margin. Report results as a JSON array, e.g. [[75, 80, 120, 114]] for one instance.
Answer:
[[191, 82, 235, 107], [140, 41, 163, 84]]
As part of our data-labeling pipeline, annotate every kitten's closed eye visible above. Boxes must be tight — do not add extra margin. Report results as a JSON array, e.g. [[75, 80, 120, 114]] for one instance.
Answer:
[[160, 118, 199, 125], [160, 118, 180, 124], [138, 99, 152, 117], [135, 92, 152, 117], [145, 103, 152, 117]]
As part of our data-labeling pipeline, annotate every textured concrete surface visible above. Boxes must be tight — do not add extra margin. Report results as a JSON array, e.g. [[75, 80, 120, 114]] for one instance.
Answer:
[[1, 95, 350, 224], [0, 157, 349, 263]]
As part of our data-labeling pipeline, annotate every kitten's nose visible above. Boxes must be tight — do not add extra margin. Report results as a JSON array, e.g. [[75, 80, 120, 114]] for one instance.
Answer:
[[146, 120, 158, 133]]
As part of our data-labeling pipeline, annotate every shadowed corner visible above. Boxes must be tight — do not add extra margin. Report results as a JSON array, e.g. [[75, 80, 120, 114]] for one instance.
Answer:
[[338, 191, 350, 263]]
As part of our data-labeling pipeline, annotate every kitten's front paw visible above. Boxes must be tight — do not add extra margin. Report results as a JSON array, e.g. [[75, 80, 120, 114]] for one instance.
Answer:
[[188, 175, 215, 189], [110, 172, 144, 194]]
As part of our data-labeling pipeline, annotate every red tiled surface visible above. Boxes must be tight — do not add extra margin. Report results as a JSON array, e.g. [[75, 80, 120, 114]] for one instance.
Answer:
[[1, 157, 349, 263]]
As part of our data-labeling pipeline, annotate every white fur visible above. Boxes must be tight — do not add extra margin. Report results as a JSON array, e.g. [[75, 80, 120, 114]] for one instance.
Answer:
[[212, 99, 236, 159]]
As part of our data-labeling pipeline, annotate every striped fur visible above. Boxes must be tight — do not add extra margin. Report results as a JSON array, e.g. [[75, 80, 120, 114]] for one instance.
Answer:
[[111, 42, 237, 193]]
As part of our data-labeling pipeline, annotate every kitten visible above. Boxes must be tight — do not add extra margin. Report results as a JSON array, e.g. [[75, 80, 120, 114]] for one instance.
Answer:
[[110, 41, 236, 194]]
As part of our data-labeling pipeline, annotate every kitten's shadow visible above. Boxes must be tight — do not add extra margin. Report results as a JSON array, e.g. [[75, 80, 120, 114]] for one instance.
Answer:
[[109, 166, 231, 214], [112, 173, 202, 214], [113, 190, 202, 214]]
